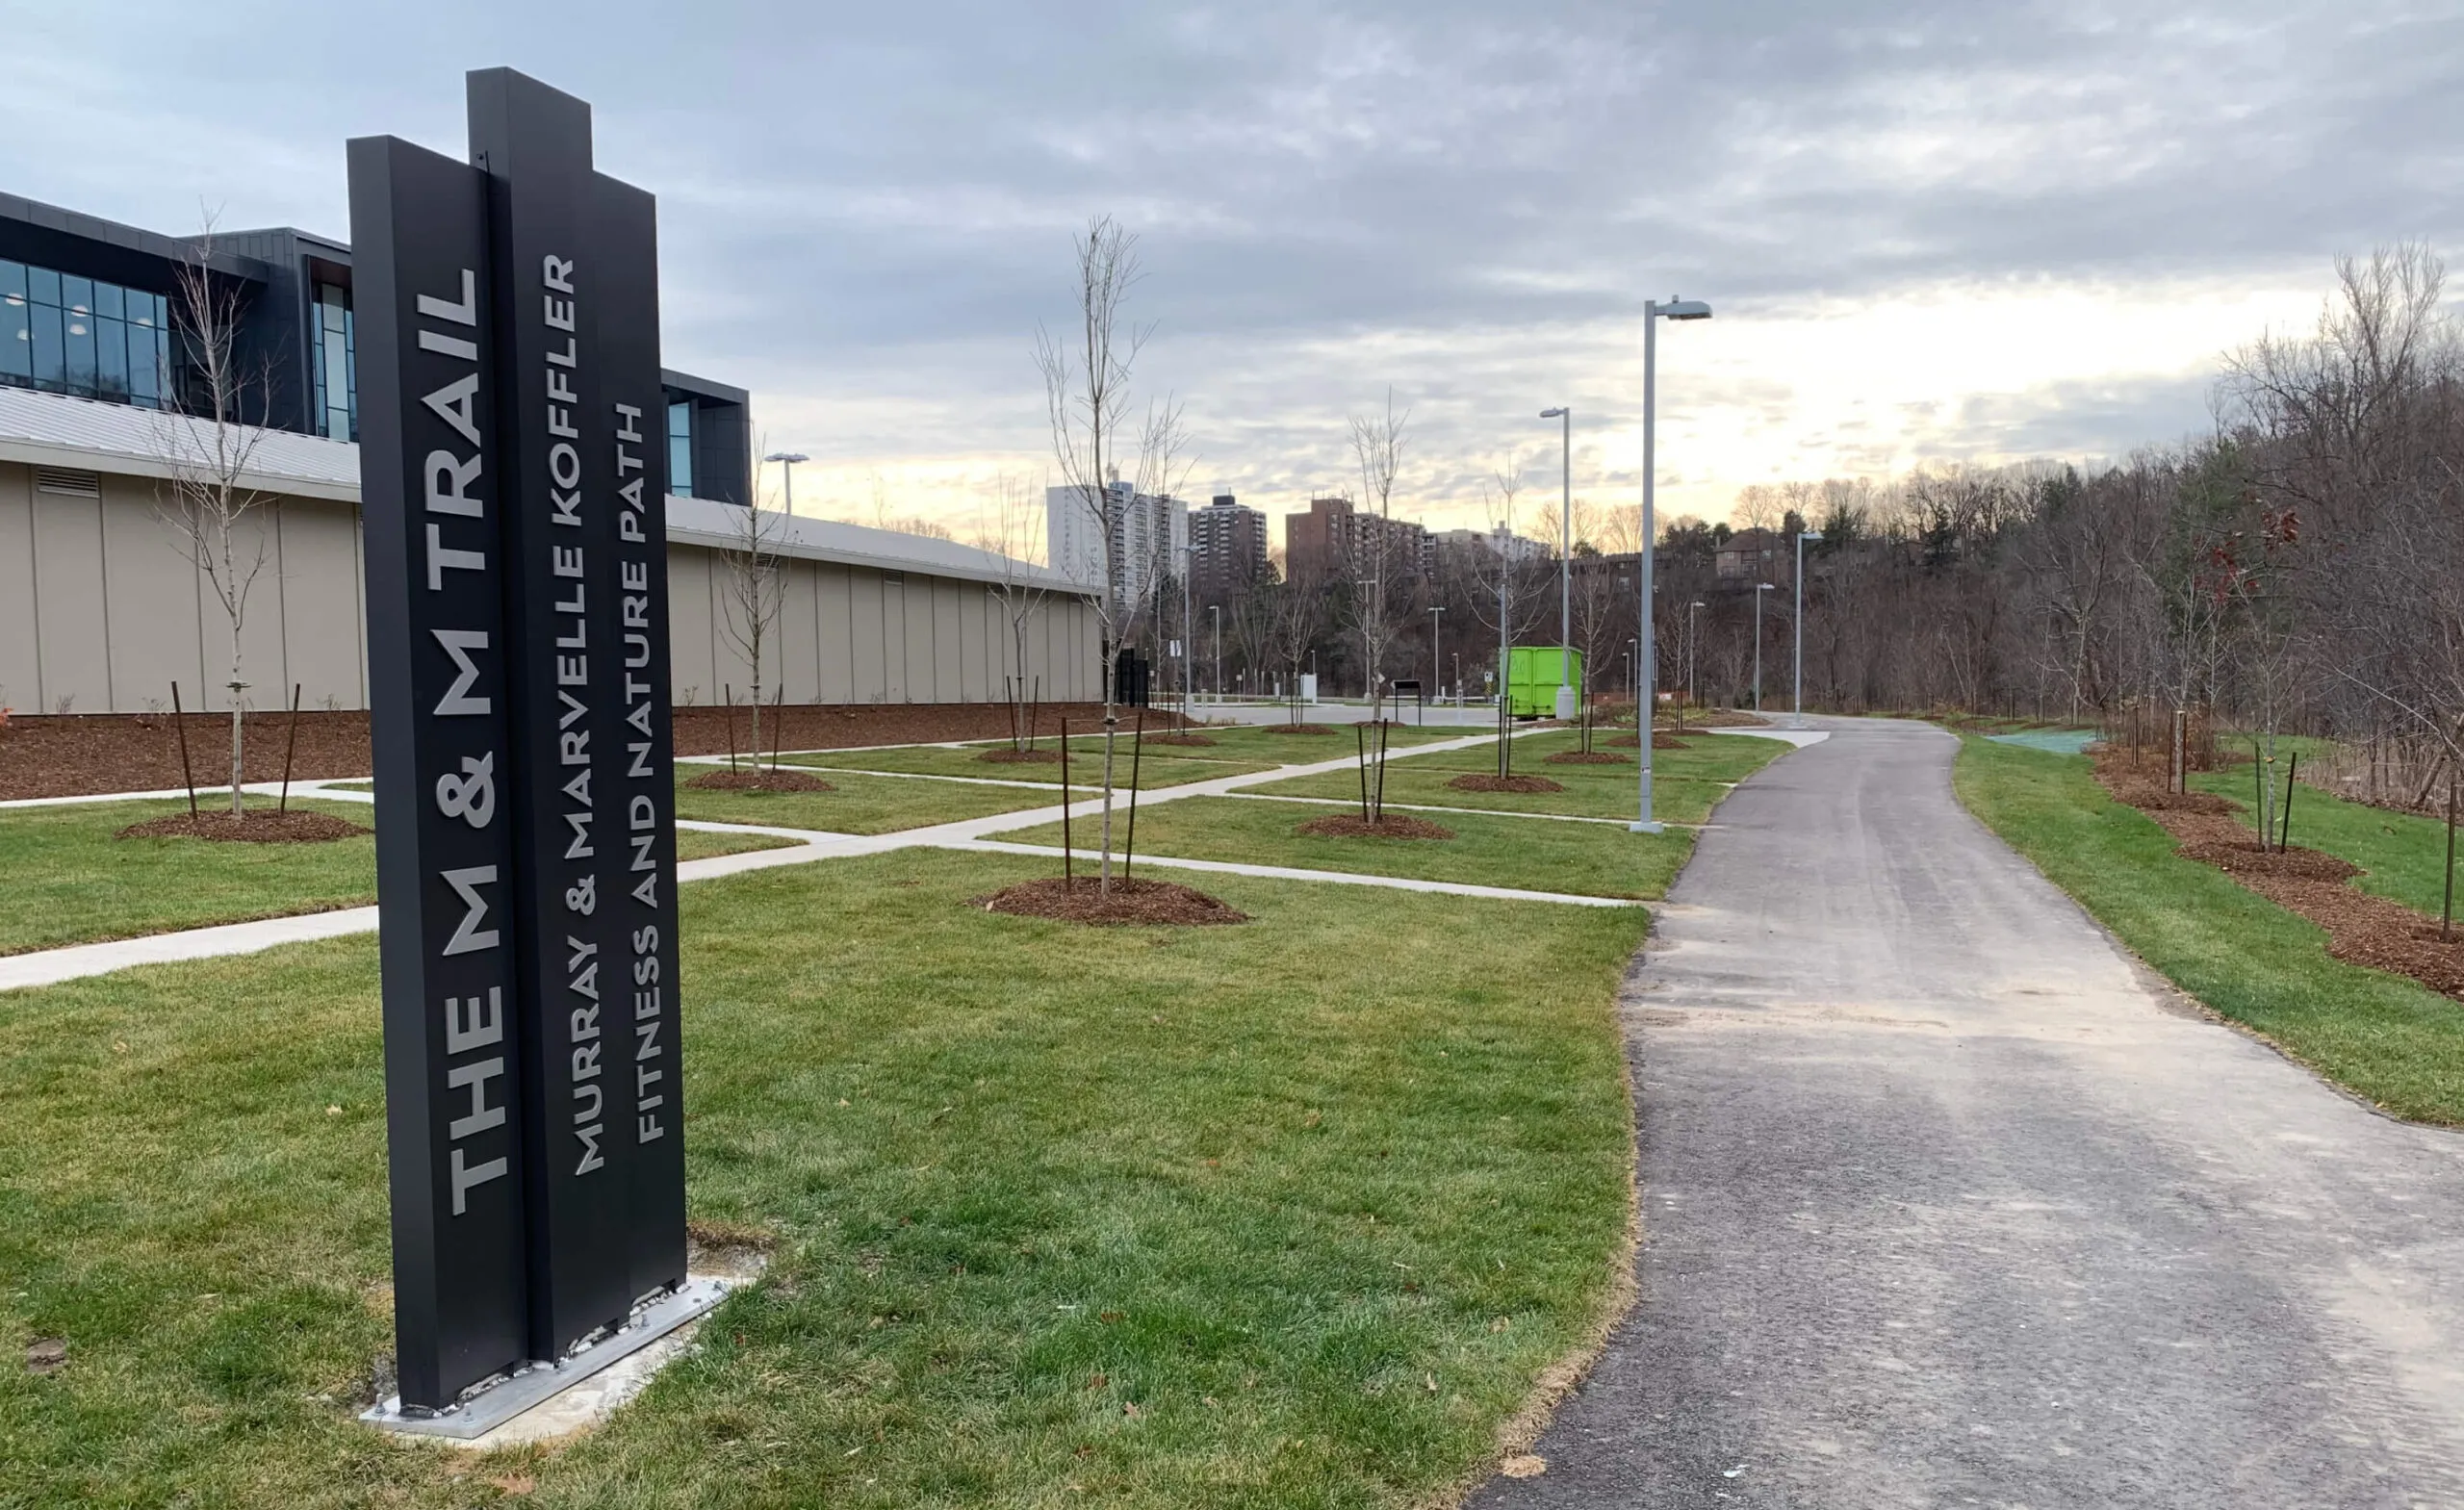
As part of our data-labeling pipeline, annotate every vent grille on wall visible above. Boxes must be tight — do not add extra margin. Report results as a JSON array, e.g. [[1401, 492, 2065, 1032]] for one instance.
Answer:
[[34, 468, 102, 499]]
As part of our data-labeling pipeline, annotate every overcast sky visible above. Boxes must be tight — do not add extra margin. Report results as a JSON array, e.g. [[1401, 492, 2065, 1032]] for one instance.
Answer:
[[9, 1, 2459, 534]]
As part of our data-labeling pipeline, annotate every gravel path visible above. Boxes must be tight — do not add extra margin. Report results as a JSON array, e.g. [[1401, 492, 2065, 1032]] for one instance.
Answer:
[[1475, 715, 2464, 1509]]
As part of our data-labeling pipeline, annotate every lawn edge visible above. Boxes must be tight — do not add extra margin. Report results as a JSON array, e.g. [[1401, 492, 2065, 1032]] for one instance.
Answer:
[[1431, 952, 1645, 1510], [1946, 732, 2464, 1133]]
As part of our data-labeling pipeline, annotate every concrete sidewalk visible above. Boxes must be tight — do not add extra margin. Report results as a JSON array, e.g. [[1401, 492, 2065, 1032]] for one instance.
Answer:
[[1474, 714, 2464, 1508]]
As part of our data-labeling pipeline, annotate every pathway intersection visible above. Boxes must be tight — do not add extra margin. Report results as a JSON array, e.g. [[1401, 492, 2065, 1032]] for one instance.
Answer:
[[0, 725, 1805, 991]]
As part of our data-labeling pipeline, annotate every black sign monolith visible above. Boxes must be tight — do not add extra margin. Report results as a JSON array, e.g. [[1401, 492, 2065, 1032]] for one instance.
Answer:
[[350, 66, 685, 1413]]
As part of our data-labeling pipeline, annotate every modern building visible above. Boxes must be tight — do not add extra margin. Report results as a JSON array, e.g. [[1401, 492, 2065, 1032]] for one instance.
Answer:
[[1283, 495, 1429, 586], [1188, 493, 1268, 604], [0, 192, 1098, 714], [1044, 480, 1187, 607]]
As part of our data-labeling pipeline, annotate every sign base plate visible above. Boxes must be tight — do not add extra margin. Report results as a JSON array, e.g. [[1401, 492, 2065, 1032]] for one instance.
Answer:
[[361, 1277, 732, 1441]]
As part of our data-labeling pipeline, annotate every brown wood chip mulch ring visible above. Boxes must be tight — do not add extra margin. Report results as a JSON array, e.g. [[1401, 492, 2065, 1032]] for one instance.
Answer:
[[115, 809, 368, 844], [1448, 773, 1565, 795], [1546, 750, 1631, 765], [974, 876, 1250, 927], [685, 767, 834, 792], [1294, 814, 1455, 840]]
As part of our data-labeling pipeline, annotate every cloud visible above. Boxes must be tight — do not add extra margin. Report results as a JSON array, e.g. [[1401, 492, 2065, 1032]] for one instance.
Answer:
[[5, 0, 2457, 525]]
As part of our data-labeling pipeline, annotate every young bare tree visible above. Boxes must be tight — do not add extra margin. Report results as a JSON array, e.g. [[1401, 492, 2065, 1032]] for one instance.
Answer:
[[1261, 569, 1330, 723], [715, 458, 789, 770], [1034, 214, 1185, 892], [1343, 390, 1415, 716], [978, 473, 1049, 751], [152, 218, 276, 818]]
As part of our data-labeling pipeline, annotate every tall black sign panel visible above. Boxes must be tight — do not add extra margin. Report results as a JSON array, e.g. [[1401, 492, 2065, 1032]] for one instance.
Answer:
[[468, 68, 641, 1361], [351, 67, 686, 1411], [592, 173, 689, 1303], [348, 135, 529, 1408]]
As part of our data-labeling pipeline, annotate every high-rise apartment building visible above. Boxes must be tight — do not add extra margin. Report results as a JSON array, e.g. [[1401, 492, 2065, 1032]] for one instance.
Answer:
[[1189, 493, 1268, 603], [1283, 495, 1429, 586], [1046, 480, 1189, 606]]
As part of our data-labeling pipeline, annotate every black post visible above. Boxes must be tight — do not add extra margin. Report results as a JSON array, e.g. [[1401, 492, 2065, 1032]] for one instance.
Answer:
[[2445, 777, 2456, 943], [1060, 717, 1073, 889], [2254, 742, 2267, 852], [723, 684, 736, 773], [280, 682, 303, 814], [1357, 723, 1370, 820], [170, 681, 197, 819], [1125, 712, 1145, 881], [2280, 753, 2297, 851]]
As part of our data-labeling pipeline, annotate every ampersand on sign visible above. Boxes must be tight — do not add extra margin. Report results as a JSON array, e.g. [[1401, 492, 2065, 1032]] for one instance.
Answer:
[[566, 874, 598, 915], [435, 752, 497, 829]]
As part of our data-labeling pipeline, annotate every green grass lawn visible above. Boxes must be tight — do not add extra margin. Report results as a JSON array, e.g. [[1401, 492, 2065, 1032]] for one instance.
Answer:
[[0, 800, 787, 958], [2189, 766, 2461, 920], [781, 744, 1276, 789], [985, 796, 1686, 900], [1244, 731, 1787, 827], [674, 768, 1062, 834], [0, 849, 1641, 1508], [1954, 736, 2464, 1124]]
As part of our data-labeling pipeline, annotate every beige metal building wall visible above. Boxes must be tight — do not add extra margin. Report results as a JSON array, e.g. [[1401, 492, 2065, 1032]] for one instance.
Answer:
[[665, 539, 1099, 709], [0, 459, 366, 716], [1, 459, 1099, 716]]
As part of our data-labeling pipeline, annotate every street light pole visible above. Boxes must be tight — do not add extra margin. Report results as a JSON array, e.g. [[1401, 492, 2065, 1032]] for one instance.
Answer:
[[1754, 582, 1775, 712], [1632, 296, 1712, 834], [1793, 527, 1825, 728], [1210, 603, 1221, 703], [1540, 406, 1574, 722], [1428, 604, 1444, 705], [762, 450, 809, 512]]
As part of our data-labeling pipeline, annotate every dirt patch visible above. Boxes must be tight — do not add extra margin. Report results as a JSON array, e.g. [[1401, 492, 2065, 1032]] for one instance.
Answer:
[[116, 808, 369, 843], [1545, 750, 1631, 765], [977, 747, 1065, 764], [1260, 724, 1340, 735], [1295, 813, 1456, 840], [684, 767, 834, 793], [1606, 732, 1691, 750], [1139, 732, 1218, 747], [2175, 840, 2361, 883], [974, 876, 1250, 927], [0, 702, 1174, 803], [1450, 774, 1566, 795], [2095, 749, 2464, 1002]]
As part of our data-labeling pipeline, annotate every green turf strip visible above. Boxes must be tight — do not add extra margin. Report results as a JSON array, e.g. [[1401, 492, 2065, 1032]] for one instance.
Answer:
[[986, 795, 1685, 900], [1955, 735, 2464, 1124], [780, 744, 1276, 789], [673, 768, 1063, 834], [0, 849, 1638, 1508]]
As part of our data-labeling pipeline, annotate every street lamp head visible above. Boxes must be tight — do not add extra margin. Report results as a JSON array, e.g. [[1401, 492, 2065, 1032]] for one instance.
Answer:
[[1690, 600, 1707, 608], [1656, 298, 1712, 321], [1801, 529, 1825, 542], [763, 451, 808, 464], [1539, 407, 1567, 419], [1757, 582, 1776, 592]]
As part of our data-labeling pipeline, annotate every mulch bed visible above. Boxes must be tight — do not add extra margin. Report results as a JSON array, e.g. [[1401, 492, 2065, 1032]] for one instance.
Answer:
[[1605, 732, 1690, 750], [1449, 774, 1565, 795], [2094, 751, 2464, 1001], [116, 808, 369, 844], [1295, 813, 1455, 840], [1261, 724, 1340, 735], [973, 876, 1249, 927], [978, 747, 1065, 764], [684, 767, 834, 793], [0, 703, 1167, 803], [1545, 750, 1631, 765]]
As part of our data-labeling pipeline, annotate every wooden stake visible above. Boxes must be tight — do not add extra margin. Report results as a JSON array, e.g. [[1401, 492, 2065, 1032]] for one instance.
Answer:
[[1060, 717, 1073, 889], [772, 683, 786, 775], [1356, 723, 1370, 820], [280, 682, 302, 814], [723, 684, 737, 773], [170, 681, 197, 819], [2254, 742, 2268, 853]]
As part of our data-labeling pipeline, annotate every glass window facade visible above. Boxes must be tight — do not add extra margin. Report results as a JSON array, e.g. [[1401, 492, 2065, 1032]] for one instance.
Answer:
[[667, 398, 694, 496], [311, 281, 356, 440], [0, 258, 170, 408]]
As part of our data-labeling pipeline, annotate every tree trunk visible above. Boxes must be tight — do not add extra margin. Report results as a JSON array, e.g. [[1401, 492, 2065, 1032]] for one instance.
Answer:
[[227, 628, 245, 818]]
